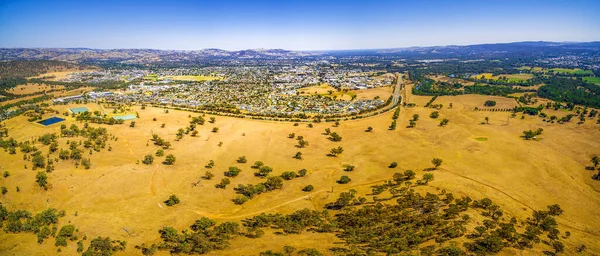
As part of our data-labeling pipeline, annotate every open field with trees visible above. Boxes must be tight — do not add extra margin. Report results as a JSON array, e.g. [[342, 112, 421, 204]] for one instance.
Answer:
[[471, 73, 534, 82], [164, 75, 223, 81], [0, 44, 600, 255], [0, 86, 599, 255], [6, 83, 65, 95]]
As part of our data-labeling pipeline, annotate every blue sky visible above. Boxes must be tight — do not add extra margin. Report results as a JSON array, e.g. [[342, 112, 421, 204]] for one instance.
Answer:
[[0, 0, 599, 50]]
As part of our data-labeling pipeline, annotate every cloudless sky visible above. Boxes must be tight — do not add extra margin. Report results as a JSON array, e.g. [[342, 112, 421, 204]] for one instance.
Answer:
[[0, 0, 599, 50]]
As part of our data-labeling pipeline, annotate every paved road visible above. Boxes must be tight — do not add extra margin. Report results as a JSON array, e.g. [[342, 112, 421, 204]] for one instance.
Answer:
[[391, 73, 403, 107]]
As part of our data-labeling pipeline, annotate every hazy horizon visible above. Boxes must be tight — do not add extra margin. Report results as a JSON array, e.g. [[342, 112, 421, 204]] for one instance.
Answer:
[[1, 40, 600, 52], [1, 0, 599, 51]]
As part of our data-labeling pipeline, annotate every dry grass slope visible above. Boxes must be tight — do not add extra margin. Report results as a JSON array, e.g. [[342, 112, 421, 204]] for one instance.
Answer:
[[0, 89, 599, 255]]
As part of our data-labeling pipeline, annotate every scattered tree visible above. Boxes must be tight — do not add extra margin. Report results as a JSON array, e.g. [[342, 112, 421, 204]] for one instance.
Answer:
[[255, 166, 273, 178], [142, 154, 154, 165], [328, 132, 342, 142], [164, 154, 176, 165], [590, 155, 599, 169], [164, 195, 180, 206], [409, 120, 416, 128], [252, 161, 264, 168], [298, 169, 307, 177], [337, 176, 351, 184], [522, 128, 543, 140], [329, 146, 344, 157], [439, 119, 449, 126], [343, 164, 355, 172], [484, 100, 497, 107], [215, 178, 231, 189], [293, 152, 303, 160], [81, 158, 91, 169], [224, 167, 242, 177], [432, 158, 443, 169], [202, 171, 214, 180], [205, 160, 215, 168], [36, 171, 48, 190], [281, 171, 298, 180], [423, 173, 434, 184]]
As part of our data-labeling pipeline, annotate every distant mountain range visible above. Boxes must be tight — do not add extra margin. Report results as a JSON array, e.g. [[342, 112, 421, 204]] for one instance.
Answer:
[[1, 41, 598, 63], [0, 48, 320, 62]]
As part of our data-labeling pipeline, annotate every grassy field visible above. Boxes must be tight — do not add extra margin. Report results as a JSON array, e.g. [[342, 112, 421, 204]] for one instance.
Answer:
[[518, 66, 545, 72], [518, 66, 594, 76], [550, 68, 593, 75], [472, 73, 533, 82], [164, 75, 223, 81], [1, 89, 600, 255], [427, 75, 475, 86], [297, 83, 337, 95], [0, 87, 93, 107], [298, 83, 392, 100], [28, 69, 96, 81], [583, 76, 600, 85], [6, 83, 65, 95]]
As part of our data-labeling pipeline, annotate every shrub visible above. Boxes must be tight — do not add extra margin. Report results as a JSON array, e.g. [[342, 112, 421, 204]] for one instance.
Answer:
[[232, 195, 249, 205], [215, 178, 231, 189], [83, 237, 126, 255], [281, 171, 297, 180], [337, 176, 351, 184], [298, 169, 307, 177], [164, 154, 176, 165], [389, 162, 398, 168], [255, 166, 273, 178], [484, 100, 497, 107], [439, 118, 449, 126], [252, 161, 264, 168], [343, 164, 355, 172], [224, 167, 242, 177], [142, 154, 154, 165], [202, 171, 214, 180], [302, 185, 314, 192], [164, 195, 180, 206], [36, 172, 48, 190]]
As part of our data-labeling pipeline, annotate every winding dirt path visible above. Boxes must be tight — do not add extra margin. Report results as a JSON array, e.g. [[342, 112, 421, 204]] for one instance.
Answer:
[[187, 177, 392, 219], [439, 168, 600, 238]]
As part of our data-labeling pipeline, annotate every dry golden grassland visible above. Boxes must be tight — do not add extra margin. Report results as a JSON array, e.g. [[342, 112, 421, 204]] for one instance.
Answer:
[[0, 90, 599, 255], [164, 75, 223, 81], [427, 75, 475, 86], [297, 83, 337, 95], [0, 87, 94, 107], [29, 69, 97, 81], [472, 73, 533, 82], [6, 83, 65, 95], [298, 83, 393, 101]]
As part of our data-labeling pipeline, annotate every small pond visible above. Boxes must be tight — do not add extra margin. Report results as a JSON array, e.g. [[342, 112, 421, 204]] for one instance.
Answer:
[[37, 116, 66, 126]]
